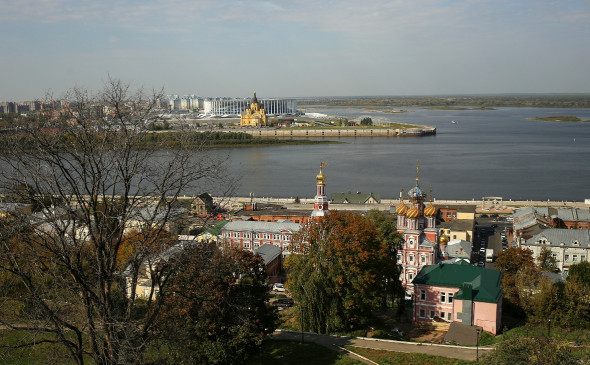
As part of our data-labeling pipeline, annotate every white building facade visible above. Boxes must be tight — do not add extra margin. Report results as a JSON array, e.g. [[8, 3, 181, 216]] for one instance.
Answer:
[[203, 97, 297, 116], [523, 228, 590, 274]]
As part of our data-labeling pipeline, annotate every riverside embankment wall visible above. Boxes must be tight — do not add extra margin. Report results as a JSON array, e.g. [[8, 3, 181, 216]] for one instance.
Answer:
[[240, 127, 436, 138], [214, 196, 589, 211]]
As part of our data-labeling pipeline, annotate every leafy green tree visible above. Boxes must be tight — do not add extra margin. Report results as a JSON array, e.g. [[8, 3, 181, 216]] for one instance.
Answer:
[[537, 247, 559, 272], [157, 243, 277, 364], [286, 211, 399, 334], [568, 261, 590, 286], [515, 265, 544, 315], [495, 247, 537, 306], [360, 117, 373, 126], [562, 275, 590, 327], [364, 210, 404, 304], [530, 276, 564, 323]]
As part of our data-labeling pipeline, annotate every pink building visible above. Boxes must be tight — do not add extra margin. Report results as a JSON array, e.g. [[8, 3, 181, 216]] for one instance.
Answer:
[[412, 262, 503, 334]]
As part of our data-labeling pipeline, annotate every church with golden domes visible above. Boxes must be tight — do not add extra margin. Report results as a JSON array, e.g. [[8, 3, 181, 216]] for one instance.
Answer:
[[240, 91, 268, 127], [395, 165, 448, 294]]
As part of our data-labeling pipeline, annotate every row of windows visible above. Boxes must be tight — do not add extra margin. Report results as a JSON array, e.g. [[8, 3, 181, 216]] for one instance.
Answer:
[[398, 254, 430, 264], [538, 239, 583, 246], [419, 308, 453, 321], [226, 232, 291, 240], [419, 289, 453, 303], [565, 254, 586, 262]]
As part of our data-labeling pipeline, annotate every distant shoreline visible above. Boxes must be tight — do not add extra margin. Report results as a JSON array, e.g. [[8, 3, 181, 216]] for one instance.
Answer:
[[527, 116, 590, 122]]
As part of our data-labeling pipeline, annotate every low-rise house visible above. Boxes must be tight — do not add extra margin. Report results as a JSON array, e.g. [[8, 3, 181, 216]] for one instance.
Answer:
[[331, 192, 381, 205], [522, 228, 590, 275], [231, 202, 311, 224], [444, 239, 473, 262], [437, 204, 476, 223], [190, 193, 214, 216], [255, 244, 282, 283], [413, 261, 503, 335], [555, 208, 590, 230], [439, 219, 475, 242], [513, 206, 555, 243], [0, 202, 32, 219]]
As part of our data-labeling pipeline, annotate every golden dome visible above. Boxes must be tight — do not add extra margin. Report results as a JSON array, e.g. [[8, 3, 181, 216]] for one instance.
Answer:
[[395, 201, 408, 215], [439, 233, 449, 245], [424, 202, 437, 217], [316, 168, 325, 185], [406, 206, 419, 219]]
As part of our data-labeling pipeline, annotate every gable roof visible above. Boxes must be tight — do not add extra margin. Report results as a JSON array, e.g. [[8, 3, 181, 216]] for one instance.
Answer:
[[255, 244, 282, 265], [222, 220, 301, 234], [525, 228, 590, 248], [331, 192, 381, 204], [413, 262, 502, 303]]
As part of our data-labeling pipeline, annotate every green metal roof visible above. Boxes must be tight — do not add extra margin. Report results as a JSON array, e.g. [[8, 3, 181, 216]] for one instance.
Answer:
[[413, 262, 503, 303], [206, 220, 228, 235]]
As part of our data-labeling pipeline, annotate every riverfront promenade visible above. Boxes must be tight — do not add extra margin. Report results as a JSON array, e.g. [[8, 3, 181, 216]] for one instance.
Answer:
[[215, 196, 589, 213]]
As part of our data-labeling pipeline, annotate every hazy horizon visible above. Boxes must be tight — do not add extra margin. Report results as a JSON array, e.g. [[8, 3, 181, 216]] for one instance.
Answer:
[[2, 1, 589, 101]]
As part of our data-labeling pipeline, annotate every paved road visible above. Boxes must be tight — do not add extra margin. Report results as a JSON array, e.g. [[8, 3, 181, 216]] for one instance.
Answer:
[[271, 330, 494, 362]]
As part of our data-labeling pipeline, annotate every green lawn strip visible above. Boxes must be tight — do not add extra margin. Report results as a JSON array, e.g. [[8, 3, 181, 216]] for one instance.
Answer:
[[247, 340, 362, 365], [478, 324, 590, 346], [0, 329, 91, 365], [345, 346, 474, 365]]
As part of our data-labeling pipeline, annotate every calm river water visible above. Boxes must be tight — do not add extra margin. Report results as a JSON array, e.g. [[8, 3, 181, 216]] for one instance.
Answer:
[[210, 107, 590, 201]]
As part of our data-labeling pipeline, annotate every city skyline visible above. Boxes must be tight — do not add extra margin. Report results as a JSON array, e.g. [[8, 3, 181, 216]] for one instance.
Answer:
[[1, 0, 589, 101]]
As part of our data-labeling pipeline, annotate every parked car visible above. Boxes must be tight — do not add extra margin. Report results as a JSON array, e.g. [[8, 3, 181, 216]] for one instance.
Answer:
[[272, 283, 286, 292], [273, 298, 294, 309]]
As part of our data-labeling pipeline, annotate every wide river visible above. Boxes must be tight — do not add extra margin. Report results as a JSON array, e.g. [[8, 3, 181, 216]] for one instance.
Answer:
[[209, 107, 590, 201]]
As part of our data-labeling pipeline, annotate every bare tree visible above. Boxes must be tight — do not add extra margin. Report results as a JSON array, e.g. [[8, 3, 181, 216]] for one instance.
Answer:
[[0, 78, 233, 364]]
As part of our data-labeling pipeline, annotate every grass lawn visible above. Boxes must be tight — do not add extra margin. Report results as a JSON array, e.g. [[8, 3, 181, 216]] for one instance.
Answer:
[[247, 340, 362, 365], [346, 346, 475, 364]]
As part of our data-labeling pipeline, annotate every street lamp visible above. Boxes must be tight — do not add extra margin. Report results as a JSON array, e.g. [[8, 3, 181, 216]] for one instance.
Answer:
[[300, 304, 304, 343], [476, 328, 482, 362], [547, 316, 552, 338]]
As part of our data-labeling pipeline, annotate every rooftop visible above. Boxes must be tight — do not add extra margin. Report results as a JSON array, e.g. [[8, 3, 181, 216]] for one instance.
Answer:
[[222, 220, 302, 234], [525, 228, 590, 248], [413, 262, 502, 303]]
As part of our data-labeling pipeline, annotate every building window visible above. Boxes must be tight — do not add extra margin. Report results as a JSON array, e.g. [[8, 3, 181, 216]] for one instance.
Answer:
[[440, 292, 446, 303], [421, 256, 426, 264], [447, 312, 452, 321], [573, 255, 578, 262], [430, 310, 435, 319], [582, 255, 586, 261], [453, 235, 457, 239], [420, 289, 426, 301], [440, 311, 445, 320], [565, 254, 570, 261], [397, 254, 402, 263], [409, 255, 414, 262], [419, 309, 425, 318], [448, 293, 453, 303], [446, 212, 451, 218], [408, 272, 414, 281]]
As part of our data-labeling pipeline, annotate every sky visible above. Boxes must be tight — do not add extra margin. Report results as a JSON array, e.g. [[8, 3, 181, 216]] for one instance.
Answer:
[[1, 0, 590, 101]]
